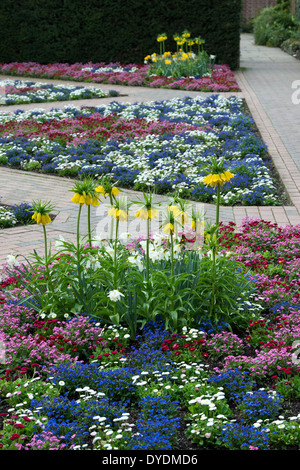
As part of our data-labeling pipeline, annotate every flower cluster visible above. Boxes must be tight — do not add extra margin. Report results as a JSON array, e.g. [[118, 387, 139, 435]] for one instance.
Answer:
[[0, 61, 240, 92], [0, 79, 118, 106], [0, 95, 279, 206]]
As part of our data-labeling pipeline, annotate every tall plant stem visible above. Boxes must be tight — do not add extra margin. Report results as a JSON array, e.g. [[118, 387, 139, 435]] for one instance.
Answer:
[[216, 183, 221, 230], [87, 205, 92, 247], [210, 247, 217, 319], [114, 217, 119, 288], [77, 204, 82, 255], [146, 217, 150, 285], [43, 224, 53, 293], [170, 231, 174, 278]]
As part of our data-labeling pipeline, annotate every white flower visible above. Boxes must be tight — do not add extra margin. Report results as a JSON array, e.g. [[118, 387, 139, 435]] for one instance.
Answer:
[[108, 289, 125, 302], [7, 254, 20, 267]]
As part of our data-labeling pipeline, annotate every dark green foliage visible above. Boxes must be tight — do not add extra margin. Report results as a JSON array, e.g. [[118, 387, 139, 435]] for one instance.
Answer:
[[253, 2, 299, 47], [0, 0, 241, 69]]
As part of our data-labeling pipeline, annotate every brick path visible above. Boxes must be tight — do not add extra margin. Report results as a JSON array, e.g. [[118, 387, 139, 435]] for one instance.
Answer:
[[0, 33, 300, 267]]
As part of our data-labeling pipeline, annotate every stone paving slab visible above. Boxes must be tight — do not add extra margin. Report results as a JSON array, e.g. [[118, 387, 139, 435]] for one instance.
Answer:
[[1, 33, 300, 268]]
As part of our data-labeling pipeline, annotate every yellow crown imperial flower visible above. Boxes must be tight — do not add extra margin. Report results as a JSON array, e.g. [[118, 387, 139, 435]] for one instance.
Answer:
[[95, 184, 119, 198], [162, 222, 174, 234], [108, 207, 128, 222], [168, 205, 181, 218], [32, 212, 52, 226], [135, 208, 159, 220], [31, 200, 54, 226], [202, 170, 235, 187], [72, 191, 95, 206], [95, 185, 105, 196]]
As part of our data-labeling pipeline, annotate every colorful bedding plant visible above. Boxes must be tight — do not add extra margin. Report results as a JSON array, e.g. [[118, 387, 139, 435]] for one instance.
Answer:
[[0, 200, 34, 229], [0, 217, 300, 451], [0, 79, 119, 106], [0, 95, 280, 206], [0, 61, 240, 92]]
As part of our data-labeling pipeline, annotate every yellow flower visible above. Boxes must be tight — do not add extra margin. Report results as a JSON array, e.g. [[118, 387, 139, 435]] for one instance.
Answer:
[[111, 187, 119, 197], [95, 185, 105, 196], [108, 207, 118, 219], [108, 207, 128, 222], [165, 59, 171, 65], [31, 200, 54, 226], [163, 223, 174, 234], [71, 192, 81, 203], [180, 211, 189, 224], [168, 205, 181, 218], [157, 34, 167, 42], [202, 170, 235, 187], [95, 185, 119, 198], [135, 208, 159, 220], [32, 212, 52, 226]]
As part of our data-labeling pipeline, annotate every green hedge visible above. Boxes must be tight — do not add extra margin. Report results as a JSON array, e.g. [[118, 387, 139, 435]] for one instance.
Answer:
[[0, 0, 241, 69]]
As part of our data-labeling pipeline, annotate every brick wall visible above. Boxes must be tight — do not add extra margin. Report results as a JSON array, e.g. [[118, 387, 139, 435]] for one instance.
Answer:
[[242, 0, 277, 22]]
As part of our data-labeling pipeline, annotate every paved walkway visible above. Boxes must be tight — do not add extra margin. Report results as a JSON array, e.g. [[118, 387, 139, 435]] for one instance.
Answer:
[[0, 33, 300, 267]]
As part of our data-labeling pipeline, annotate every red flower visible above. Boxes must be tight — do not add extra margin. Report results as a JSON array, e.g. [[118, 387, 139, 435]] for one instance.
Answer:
[[10, 434, 20, 440], [14, 423, 25, 429]]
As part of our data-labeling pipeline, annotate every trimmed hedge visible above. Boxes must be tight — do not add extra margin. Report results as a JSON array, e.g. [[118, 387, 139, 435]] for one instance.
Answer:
[[0, 0, 241, 69]]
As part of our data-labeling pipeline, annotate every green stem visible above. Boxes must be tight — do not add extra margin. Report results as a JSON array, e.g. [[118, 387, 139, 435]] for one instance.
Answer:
[[146, 217, 150, 285], [109, 196, 114, 244], [170, 230, 174, 278], [210, 246, 216, 319], [87, 204, 91, 247], [43, 224, 53, 294], [114, 217, 119, 288], [77, 204, 82, 254], [216, 183, 221, 239]]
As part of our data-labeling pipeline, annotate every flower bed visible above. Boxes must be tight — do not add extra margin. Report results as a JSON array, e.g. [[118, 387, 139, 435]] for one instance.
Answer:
[[0, 79, 119, 106], [0, 201, 34, 229], [0, 209, 300, 451], [0, 61, 240, 92], [0, 95, 284, 206]]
